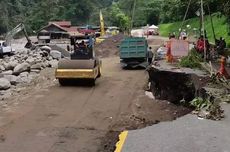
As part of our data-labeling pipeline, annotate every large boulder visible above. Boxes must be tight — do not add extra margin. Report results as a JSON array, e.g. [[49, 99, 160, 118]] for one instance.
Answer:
[[4, 75, 18, 85], [13, 63, 31, 75], [4, 61, 18, 70], [48, 60, 58, 68], [0, 78, 11, 90], [0, 65, 5, 71], [2, 70, 13, 75], [50, 50, 62, 60], [9, 61, 18, 69], [3, 62, 12, 70], [16, 72, 30, 84], [31, 63, 42, 70]]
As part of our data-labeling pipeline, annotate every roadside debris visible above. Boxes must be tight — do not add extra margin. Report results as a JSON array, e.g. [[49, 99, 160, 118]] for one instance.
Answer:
[[191, 97, 224, 120], [0, 46, 61, 100]]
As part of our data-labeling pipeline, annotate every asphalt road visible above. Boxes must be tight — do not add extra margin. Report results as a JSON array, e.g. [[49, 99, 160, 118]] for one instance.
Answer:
[[122, 104, 230, 152]]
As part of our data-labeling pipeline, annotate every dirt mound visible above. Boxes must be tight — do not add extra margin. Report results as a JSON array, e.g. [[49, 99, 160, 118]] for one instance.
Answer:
[[147, 38, 165, 46], [95, 34, 125, 58]]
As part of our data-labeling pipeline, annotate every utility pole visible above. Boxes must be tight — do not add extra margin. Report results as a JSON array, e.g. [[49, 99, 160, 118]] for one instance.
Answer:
[[130, 0, 137, 36], [201, 0, 206, 61], [207, 4, 216, 41]]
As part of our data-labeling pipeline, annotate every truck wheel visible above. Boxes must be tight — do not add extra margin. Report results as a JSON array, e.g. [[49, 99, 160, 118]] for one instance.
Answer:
[[89, 79, 95, 86], [0, 48, 3, 58], [58, 79, 67, 86], [97, 66, 101, 78]]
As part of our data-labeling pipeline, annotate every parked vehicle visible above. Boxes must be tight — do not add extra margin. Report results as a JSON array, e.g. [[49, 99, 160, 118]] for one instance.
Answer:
[[119, 37, 150, 68], [0, 40, 15, 57]]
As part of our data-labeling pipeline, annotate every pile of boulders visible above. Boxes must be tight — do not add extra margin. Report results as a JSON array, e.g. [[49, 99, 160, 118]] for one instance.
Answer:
[[0, 46, 62, 93]]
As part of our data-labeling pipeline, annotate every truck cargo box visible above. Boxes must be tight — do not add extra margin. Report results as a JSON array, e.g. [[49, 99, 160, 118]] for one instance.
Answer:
[[119, 37, 149, 68], [119, 37, 148, 59]]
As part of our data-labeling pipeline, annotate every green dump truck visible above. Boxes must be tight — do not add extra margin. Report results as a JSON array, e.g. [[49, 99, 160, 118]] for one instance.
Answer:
[[119, 37, 150, 68]]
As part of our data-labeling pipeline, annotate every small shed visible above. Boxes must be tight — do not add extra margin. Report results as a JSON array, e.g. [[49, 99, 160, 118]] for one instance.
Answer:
[[149, 25, 159, 30], [38, 23, 69, 39], [37, 21, 82, 41]]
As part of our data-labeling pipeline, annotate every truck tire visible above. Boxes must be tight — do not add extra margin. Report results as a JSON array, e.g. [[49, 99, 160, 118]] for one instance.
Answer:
[[89, 79, 95, 86], [97, 66, 101, 78], [0, 47, 3, 58], [58, 79, 67, 86]]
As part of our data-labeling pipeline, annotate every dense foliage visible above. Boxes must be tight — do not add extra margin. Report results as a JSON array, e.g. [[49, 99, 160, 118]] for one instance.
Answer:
[[0, 0, 113, 34], [0, 0, 230, 35], [179, 49, 203, 68]]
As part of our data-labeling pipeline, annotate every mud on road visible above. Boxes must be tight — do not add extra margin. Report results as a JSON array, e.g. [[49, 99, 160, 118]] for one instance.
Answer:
[[0, 36, 191, 152]]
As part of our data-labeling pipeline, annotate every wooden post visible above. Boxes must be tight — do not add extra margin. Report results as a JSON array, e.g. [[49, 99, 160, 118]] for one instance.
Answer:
[[201, 0, 206, 61]]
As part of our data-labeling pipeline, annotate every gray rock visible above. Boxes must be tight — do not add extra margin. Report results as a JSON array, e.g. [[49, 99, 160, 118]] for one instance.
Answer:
[[20, 55, 28, 61], [31, 63, 42, 70], [26, 57, 36, 65], [50, 50, 62, 60], [40, 46, 52, 53], [16, 72, 30, 84], [2, 70, 13, 75], [48, 60, 58, 68], [13, 63, 30, 75], [4, 75, 18, 85], [20, 49, 29, 55], [40, 51, 49, 57], [0, 89, 12, 100], [9, 61, 18, 68], [9, 56, 16, 61], [48, 56, 53, 61], [0, 65, 5, 71], [3, 62, 12, 70], [3, 61, 18, 70], [19, 72, 29, 77], [30, 69, 41, 74], [44, 61, 50, 68], [28, 73, 38, 80], [0, 78, 11, 90]]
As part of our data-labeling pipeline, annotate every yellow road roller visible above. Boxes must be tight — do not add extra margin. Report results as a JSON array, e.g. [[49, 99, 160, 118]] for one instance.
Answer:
[[55, 37, 102, 86]]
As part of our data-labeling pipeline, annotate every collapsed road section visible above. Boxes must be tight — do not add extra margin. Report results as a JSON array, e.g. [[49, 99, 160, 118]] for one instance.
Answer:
[[148, 61, 208, 104]]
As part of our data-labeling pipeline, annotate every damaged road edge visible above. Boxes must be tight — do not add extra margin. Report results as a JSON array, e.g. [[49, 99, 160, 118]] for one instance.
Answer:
[[114, 131, 128, 152]]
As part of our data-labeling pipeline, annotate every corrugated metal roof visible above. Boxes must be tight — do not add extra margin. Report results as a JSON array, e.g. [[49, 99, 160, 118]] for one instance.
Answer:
[[49, 21, 71, 27]]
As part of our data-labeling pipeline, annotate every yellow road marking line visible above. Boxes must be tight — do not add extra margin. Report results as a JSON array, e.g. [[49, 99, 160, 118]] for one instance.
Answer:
[[114, 131, 128, 152]]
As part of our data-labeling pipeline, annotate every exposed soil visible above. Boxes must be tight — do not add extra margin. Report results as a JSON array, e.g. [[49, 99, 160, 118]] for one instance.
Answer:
[[95, 34, 125, 58]]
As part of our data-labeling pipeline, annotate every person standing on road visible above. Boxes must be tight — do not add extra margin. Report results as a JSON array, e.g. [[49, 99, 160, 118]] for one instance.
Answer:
[[148, 47, 153, 65], [217, 37, 227, 55]]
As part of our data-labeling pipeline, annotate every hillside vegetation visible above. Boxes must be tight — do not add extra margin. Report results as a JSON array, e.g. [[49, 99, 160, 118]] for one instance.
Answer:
[[159, 14, 230, 46], [0, 0, 230, 38]]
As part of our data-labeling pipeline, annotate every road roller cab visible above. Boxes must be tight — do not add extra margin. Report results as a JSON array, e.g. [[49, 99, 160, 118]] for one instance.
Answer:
[[55, 37, 102, 86]]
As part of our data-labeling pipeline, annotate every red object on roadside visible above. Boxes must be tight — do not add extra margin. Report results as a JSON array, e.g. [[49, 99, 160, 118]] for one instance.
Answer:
[[196, 39, 205, 52], [218, 56, 229, 79], [166, 41, 173, 63]]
